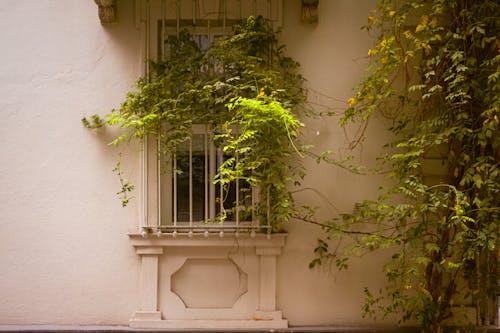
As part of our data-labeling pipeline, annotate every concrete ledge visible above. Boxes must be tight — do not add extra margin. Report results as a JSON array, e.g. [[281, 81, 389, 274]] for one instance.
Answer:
[[129, 319, 288, 329], [0, 326, 499, 333]]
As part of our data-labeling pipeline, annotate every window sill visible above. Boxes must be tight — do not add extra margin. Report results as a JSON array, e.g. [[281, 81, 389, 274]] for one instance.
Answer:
[[128, 231, 286, 248]]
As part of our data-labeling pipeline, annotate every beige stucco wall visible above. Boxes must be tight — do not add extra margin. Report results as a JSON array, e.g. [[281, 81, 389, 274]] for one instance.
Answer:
[[0, 0, 391, 327], [0, 0, 143, 325], [279, 0, 391, 326]]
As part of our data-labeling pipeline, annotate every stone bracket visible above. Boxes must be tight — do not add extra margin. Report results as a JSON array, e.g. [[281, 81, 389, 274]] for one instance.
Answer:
[[94, 0, 117, 24]]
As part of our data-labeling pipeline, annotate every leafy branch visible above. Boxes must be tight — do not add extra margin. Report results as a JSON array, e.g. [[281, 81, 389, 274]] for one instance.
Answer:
[[312, 0, 500, 331]]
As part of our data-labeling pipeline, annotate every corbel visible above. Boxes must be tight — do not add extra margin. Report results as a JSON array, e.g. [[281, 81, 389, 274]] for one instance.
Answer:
[[95, 0, 117, 24], [301, 0, 319, 24]]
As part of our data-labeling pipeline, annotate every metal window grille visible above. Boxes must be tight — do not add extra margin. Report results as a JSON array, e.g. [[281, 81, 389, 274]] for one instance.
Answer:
[[158, 124, 260, 236], [140, 0, 282, 237]]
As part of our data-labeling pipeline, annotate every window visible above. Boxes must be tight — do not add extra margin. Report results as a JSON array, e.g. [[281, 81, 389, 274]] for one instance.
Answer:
[[160, 124, 256, 232], [141, 0, 283, 235], [157, 20, 255, 234]]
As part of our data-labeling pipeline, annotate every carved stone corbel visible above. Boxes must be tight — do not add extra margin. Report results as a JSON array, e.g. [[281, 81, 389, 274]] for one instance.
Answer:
[[301, 0, 319, 24], [95, 0, 117, 24]]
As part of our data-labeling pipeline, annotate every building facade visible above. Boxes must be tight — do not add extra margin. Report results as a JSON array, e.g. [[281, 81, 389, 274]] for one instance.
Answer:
[[0, 0, 415, 328]]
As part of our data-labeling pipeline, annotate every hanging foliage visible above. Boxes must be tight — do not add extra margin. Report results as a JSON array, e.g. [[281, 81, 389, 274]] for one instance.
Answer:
[[83, 16, 307, 231], [311, 0, 500, 331]]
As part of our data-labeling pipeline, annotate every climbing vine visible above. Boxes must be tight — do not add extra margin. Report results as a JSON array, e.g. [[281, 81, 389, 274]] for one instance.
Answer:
[[311, 0, 500, 331], [83, 16, 307, 231]]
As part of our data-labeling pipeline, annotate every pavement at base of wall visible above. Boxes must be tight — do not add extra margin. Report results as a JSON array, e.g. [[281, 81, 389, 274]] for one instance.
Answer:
[[0, 326, 500, 333]]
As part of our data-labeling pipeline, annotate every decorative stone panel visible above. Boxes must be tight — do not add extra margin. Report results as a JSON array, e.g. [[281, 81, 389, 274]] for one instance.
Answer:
[[128, 232, 287, 329], [171, 258, 248, 309]]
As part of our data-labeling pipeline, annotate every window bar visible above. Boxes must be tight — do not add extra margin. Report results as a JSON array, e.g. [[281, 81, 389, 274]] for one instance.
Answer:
[[142, 0, 150, 233], [192, 0, 196, 26], [207, 13, 210, 73], [145, 0, 150, 77], [267, 0, 272, 65], [209, 136, 216, 221], [134, 0, 141, 29], [267, 185, 271, 232], [157, 137, 161, 231], [158, 0, 166, 231], [235, 153, 239, 228], [189, 138, 193, 227], [176, 0, 180, 37], [497, 275, 500, 326], [207, 12, 210, 50], [204, 131, 209, 223], [251, 185, 256, 230], [173, 151, 177, 227], [222, 0, 226, 32], [161, 0, 166, 59], [142, 136, 148, 230], [219, 150, 223, 223]]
